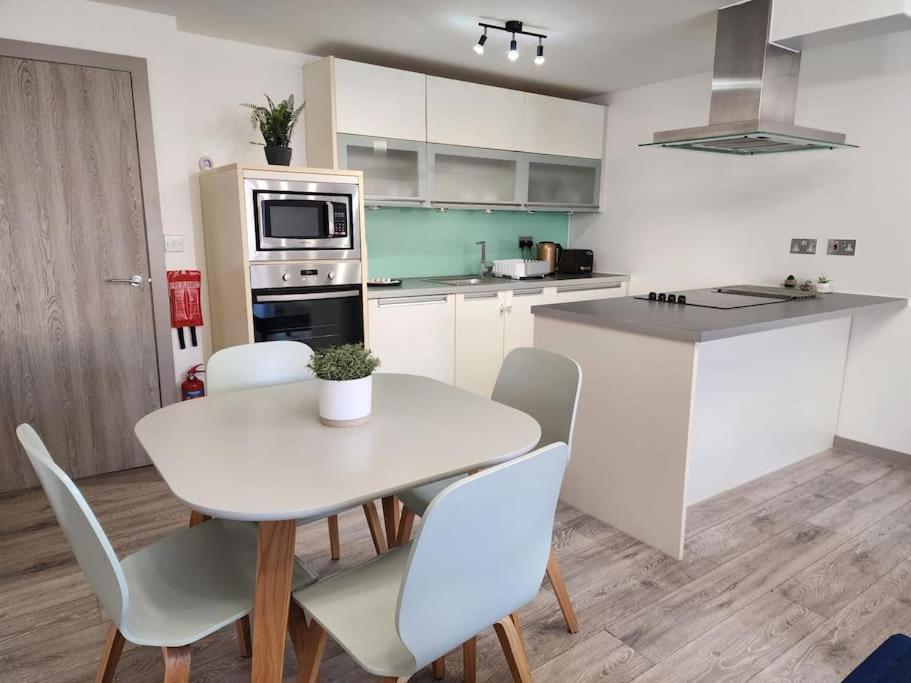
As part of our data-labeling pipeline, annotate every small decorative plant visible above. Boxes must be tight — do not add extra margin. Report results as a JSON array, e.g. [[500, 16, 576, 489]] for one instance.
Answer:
[[309, 344, 380, 427], [240, 94, 305, 166], [816, 274, 834, 294], [784, 275, 797, 288]]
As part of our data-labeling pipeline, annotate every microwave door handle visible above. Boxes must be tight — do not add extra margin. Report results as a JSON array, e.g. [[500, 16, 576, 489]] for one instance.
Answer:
[[325, 201, 335, 234]]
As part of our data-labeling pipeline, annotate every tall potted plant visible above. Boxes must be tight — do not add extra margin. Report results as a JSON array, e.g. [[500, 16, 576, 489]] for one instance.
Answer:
[[308, 344, 380, 427], [241, 94, 305, 166]]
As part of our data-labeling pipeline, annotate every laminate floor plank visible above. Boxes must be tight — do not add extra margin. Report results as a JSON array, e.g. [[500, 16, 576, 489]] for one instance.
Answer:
[[532, 629, 653, 682], [808, 466, 911, 538], [828, 454, 898, 485]]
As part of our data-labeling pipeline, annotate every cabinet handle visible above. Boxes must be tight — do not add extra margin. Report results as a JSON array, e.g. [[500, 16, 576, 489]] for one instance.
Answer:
[[512, 288, 544, 296], [378, 295, 448, 306], [464, 292, 499, 301], [555, 283, 622, 294]]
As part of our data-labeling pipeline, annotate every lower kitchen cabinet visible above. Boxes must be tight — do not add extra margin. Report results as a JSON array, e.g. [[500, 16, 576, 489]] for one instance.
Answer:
[[454, 291, 506, 397], [367, 295, 455, 383], [503, 288, 548, 357]]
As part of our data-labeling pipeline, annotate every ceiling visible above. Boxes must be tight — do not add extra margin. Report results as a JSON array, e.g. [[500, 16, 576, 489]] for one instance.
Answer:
[[98, 0, 730, 99]]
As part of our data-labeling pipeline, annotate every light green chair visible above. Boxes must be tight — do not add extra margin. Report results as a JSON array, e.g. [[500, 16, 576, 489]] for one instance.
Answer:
[[16, 424, 315, 682], [396, 347, 583, 639], [288, 442, 570, 683]]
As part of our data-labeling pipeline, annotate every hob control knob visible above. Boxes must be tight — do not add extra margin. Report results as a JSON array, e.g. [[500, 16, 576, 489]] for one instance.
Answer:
[[678, 295, 687, 305], [657, 293, 667, 302], [281, 273, 291, 282], [648, 292, 657, 301], [668, 294, 677, 303], [327, 271, 335, 281]]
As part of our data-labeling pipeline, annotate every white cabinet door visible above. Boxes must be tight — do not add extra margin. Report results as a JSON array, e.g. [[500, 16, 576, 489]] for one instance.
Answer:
[[426, 76, 525, 151], [523, 93, 605, 159], [368, 295, 455, 383], [548, 282, 627, 304], [503, 288, 549, 356], [454, 291, 506, 396], [334, 59, 427, 141]]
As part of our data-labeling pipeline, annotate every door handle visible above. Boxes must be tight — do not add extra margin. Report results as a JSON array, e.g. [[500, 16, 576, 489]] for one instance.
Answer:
[[105, 274, 148, 288]]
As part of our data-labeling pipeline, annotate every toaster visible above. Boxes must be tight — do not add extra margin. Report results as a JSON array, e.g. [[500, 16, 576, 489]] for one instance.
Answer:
[[558, 249, 594, 274]]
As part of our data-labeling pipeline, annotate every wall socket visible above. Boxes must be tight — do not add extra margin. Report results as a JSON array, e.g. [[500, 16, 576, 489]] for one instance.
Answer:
[[827, 239, 857, 256], [790, 238, 817, 255], [518, 235, 534, 249]]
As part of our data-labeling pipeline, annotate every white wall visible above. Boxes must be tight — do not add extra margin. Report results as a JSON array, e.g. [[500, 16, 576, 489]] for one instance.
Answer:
[[570, 31, 911, 454], [0, 0, 314, 388]]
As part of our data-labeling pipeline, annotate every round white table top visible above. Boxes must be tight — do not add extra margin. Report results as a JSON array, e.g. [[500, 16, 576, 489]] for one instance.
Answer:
[[135, 374, 541, 521]]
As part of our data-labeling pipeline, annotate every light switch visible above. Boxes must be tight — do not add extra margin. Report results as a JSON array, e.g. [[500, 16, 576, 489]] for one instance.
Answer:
[[164, 234, 185, 252]]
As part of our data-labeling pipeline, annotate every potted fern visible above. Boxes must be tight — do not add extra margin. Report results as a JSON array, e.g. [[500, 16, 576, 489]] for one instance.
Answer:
[[241, 94, 305, 166], [308, 344, 380, 427]]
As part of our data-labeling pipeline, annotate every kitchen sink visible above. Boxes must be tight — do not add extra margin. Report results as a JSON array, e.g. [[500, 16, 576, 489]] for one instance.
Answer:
[[423, 276, 489, 286]]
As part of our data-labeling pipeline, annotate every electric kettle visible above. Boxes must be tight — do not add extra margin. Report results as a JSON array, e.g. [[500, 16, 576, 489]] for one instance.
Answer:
[[537, 241, 563, 274]]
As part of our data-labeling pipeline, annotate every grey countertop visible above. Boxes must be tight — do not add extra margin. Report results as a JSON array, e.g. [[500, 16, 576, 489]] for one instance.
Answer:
[[532, 290, 908, 342], [366, 272, 630, 299]]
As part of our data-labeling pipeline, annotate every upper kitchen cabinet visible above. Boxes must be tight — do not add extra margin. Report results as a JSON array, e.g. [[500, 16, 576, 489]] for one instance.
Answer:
[[429, 144, 524, 206], [426, 77, 525, 151], [334, 59, 427, 140], [526, 155, 601, 209], [523, 94, 605, 159], [337, 134, 427, 205]]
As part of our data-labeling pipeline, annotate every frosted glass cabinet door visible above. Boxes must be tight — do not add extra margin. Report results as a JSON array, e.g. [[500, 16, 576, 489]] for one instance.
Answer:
[[526, 154, 602, 209], [337, 134, 427, 205], [428, 144, 525, 206]]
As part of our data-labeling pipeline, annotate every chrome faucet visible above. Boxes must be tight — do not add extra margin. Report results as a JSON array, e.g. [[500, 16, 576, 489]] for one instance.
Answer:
[[477, 241, 492, 277]]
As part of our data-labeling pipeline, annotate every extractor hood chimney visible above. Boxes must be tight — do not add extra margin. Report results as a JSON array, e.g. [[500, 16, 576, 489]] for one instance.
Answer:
[[641, 0, 857, 155]]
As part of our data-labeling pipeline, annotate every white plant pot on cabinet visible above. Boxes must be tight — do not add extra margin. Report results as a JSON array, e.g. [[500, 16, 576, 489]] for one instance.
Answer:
[[318, 376, 373, 427], [816, 282, 834, 294]]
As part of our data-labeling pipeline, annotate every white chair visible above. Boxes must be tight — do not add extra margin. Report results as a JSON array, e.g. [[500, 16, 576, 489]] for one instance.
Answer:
[[396, 347, 582, 639], [16, 424, 315, 683], [205, 341, 388, 566], [288, 442, 570, 683]]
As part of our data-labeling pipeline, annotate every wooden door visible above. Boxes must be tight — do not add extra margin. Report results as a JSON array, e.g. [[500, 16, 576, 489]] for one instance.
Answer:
[[0, 56, 161, 492]]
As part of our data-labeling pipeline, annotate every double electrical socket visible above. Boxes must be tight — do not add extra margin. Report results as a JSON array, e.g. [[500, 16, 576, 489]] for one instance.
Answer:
[[518, 235, 534, 249], [790, 238, 857, 256]]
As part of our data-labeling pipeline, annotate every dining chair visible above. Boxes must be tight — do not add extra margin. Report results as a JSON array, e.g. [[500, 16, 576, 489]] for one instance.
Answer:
[[395, 347, 582, 637], [288, 442, 570, 683], [205, 340, 389, 568], [16, 424, 315, 683]]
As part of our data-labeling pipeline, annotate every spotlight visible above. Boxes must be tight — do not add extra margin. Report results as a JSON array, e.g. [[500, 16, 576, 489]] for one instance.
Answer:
[[535, 39, 545, 65], [508, 34, 519, 61], [473, 29, 487, 55]]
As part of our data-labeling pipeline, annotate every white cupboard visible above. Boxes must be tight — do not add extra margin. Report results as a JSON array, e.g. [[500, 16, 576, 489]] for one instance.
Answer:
[[367, 295, 455, 384], [454, 292, 506, 397], [334, 59, 427, 141], [523, 93, 605, 159], [426, 77, 525, 151], [503, 288, 548, 356]]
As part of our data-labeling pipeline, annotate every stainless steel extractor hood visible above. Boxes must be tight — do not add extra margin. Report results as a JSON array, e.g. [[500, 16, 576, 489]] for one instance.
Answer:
[[641, 0, 857, 155]]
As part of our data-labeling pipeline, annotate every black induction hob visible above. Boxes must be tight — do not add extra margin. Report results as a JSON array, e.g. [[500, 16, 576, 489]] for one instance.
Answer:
[[634, 285, 816, 310]]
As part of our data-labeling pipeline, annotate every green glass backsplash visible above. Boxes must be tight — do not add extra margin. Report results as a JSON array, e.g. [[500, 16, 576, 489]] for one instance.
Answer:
[[364, 208, 569, 278]]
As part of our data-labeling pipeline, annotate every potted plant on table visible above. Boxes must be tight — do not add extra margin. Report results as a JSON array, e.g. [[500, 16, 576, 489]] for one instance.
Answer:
[[241, 94, 305, 166], [309, 344, 380, 427], [816, 275, 834, 294]]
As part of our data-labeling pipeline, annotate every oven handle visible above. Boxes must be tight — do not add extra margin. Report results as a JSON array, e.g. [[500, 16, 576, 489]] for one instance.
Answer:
[[255, 290, 361, 303]]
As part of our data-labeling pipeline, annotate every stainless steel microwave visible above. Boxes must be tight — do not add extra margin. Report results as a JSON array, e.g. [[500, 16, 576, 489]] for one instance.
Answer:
[[245, 178, 361, 261]]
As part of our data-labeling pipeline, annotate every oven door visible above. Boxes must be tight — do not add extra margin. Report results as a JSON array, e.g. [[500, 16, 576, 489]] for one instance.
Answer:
[[251, 285, 364, 350]]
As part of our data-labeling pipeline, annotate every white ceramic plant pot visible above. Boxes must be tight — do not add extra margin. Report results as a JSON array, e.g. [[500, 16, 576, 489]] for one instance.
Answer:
[[816, 282, 834, 294], [318, 375, 372, 427]]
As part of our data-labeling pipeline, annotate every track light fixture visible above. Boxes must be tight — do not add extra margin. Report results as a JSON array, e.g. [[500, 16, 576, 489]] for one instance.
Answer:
[[472, 20, 548, 65]]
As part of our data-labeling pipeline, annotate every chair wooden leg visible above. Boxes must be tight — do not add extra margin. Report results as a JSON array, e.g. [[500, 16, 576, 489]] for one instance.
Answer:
[[397, 506, 416, 545], [161, 645, 191, 683], [327, 514, 341, 560], [362, 501, 388, 555], [297, 619, 327, 683], [431, 656, 445, 679], [234, 615, 252, 658], [287, 599, 309, 671], [494, 614, 533, 683], [546, 548, 579, 634], [381, 496, 401, 548], [94, 625, 125, 683], [187, 510, 210, 527], [463, 637, 477, 683]]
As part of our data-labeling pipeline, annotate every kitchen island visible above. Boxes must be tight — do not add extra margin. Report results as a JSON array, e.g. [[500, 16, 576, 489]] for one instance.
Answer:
[[533, 290, 907, 559]]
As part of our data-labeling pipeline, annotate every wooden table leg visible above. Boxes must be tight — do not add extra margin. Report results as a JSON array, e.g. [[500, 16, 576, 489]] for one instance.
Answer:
[[251, 520, 297, 683], [381, 495, 400, 548]]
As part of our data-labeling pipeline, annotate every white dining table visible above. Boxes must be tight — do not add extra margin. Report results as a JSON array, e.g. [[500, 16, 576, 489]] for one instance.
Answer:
[[134, 373, 541, 682]]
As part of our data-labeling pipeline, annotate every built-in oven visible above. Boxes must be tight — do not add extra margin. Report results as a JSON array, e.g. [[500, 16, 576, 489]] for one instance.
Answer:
[[250, 262, 364, 349], [245, 177, 361, 261]]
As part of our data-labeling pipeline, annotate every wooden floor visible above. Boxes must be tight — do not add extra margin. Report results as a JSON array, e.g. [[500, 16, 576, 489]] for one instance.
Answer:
[[2, 448, 911, 681]]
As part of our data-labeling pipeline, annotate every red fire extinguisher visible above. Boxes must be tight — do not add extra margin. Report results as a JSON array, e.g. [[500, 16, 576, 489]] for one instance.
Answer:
[[181, 364, 205, 401]]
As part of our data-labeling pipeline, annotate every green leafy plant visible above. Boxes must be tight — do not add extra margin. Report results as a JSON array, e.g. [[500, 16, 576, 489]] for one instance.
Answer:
[[308, 344, 380, 381], [241, 94, 305, 147], [817, 275, 831, 283]]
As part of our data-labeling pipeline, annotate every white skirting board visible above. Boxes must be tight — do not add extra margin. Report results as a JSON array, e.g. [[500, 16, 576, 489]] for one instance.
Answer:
[[535, 315, 852, 559]]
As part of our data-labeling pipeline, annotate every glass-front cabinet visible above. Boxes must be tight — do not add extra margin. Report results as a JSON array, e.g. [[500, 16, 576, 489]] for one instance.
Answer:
[[337, 134, 427, 206], [428, 144, 525, 207], [525, 154, 601, 210]]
